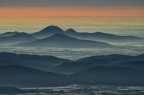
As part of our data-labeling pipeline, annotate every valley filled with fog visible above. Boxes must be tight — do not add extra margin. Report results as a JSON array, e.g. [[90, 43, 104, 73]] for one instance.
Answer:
[[0, 41, 144, 60]]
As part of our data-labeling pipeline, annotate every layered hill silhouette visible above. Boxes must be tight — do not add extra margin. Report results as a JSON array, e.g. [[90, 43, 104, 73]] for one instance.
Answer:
[[66, 32, 143, 42], [0, 52, 144, 87], [113, 61, 144, 70], [0, 25, 143, 46], [0, 31, 19, 37], [69, 66, 144, 86], [53, 54, 144, 74], [77, 54, 144, 64], [54, 60, 109, 74], [0, 25, 144, 87], [0, 65, 66, 87], [0, 52, 70, 71], [31, 25, 143, 42], [0, 33, 37, 45], [17, 33, 114, 48], [32, 25, 64, 38]]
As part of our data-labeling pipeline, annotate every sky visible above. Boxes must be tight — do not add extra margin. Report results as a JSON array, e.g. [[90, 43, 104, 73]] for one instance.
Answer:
[[0, 0, 144, 17], [0, 0, 144, 8], [0, 0, 144, 36]]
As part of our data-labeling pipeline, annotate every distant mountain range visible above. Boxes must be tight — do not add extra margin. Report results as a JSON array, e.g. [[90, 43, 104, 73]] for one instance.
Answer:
[[66, 31, 143, 42], [0, 32, 37, 45], [0, 25, 143, 47], [0, 52, 144, 87], [31, 25, 143, 42], [32, 25, 64, 38], [17, 33, 114, 48], [0, 31, 19, 37]]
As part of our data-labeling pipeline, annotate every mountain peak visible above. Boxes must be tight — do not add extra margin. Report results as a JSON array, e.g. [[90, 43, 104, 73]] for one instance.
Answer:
[[65, 28, 77, 34], [32, 25, 65, 38], [40, 25, 64, 33]]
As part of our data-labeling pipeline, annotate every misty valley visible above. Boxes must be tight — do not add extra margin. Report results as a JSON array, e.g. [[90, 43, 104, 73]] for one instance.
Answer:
[[0, 25, 144, 94]]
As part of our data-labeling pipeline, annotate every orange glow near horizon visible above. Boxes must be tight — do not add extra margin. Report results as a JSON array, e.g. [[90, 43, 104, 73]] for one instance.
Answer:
[[0, 7, 144, 17]]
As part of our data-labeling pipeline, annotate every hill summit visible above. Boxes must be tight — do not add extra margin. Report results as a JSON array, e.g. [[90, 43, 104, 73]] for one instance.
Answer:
[[32, 25, 64, 38]]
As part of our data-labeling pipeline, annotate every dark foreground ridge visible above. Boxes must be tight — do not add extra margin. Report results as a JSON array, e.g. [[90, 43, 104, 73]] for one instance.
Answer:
[[0, 52, 144, 87]]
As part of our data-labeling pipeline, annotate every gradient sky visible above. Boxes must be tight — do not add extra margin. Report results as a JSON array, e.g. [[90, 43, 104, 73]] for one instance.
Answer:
[[0, 0, 144, 17], [0, 0, 144, 36], [0, 7, 144, 17]]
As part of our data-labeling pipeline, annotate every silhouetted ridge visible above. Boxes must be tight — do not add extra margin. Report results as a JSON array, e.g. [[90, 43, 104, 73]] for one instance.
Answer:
[[44, 33, 77, 41], [31, 25, 143, 42], [32, 25, 64, 38], [64, 31, 143, 42], [77, 54, 133, 62], [114, 61, 144, 70], [40, 25, 64, 33], [17, 33, 114, 48], [82, 66, 136, 72], [94, 32, 115, 36], [95, 32, 141, 39], [53, 59, 109, 74], [0, 31, 19, 37], [65, 28, 77, 34], [0, 65, 63, 77], [12, 32, 36, 38], [69, 65, 144, 85], [0, 65, 66, 87], [0, 52, 70, 71], [0, 33, 37, 45], [54, 54, 144, 75]]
